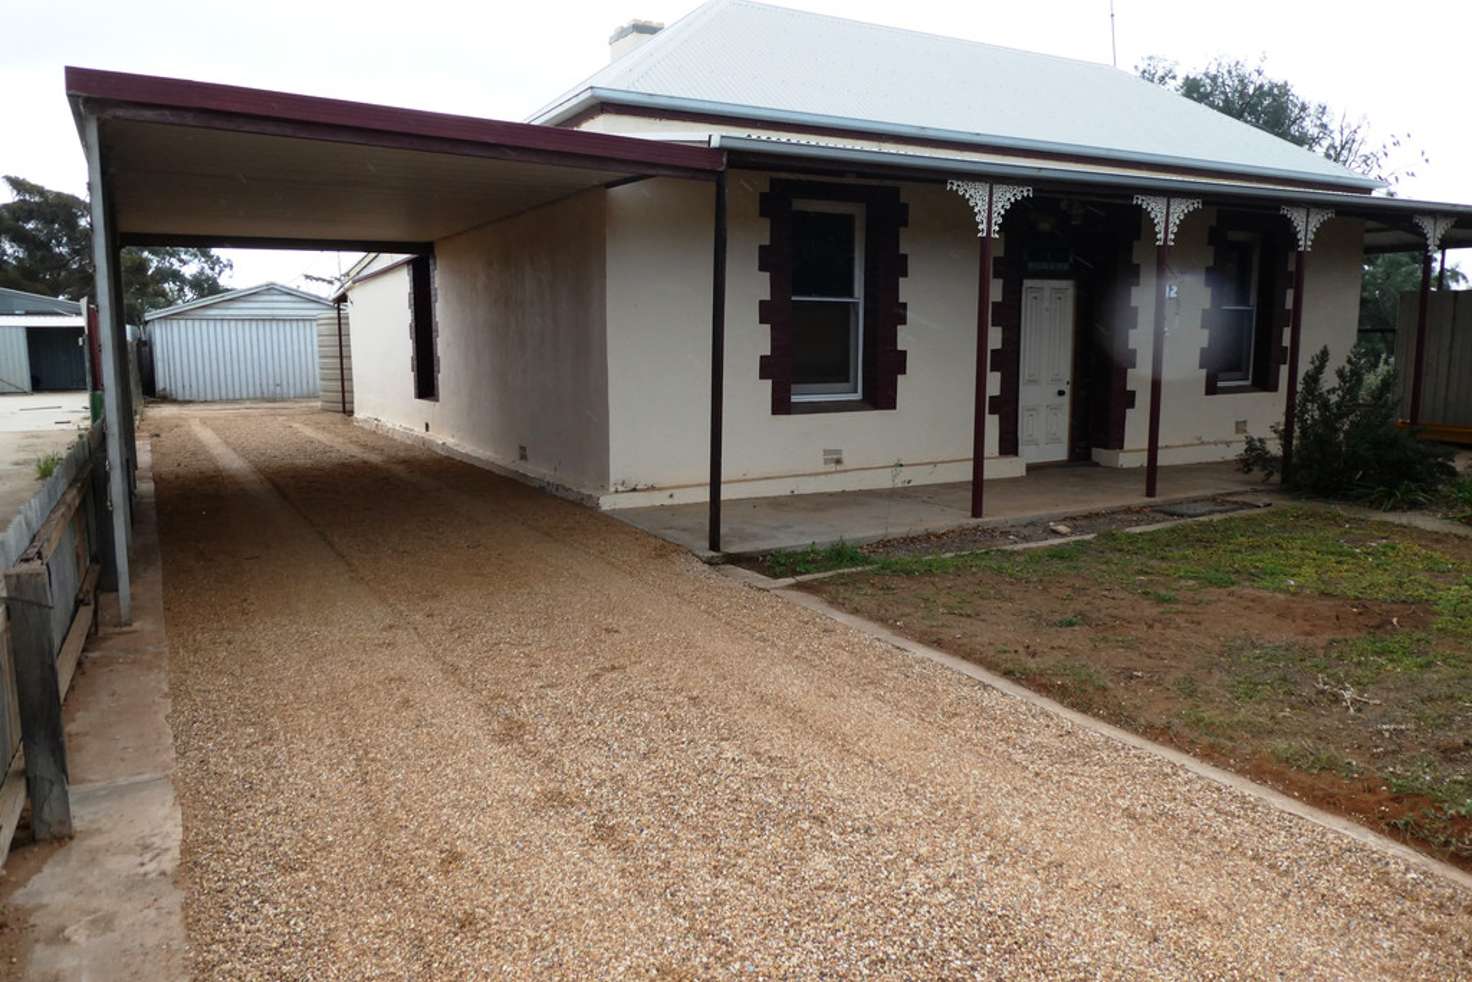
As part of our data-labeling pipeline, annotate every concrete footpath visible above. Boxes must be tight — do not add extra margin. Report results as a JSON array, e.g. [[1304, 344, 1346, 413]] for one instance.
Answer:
[[3, 437, 186, 980]]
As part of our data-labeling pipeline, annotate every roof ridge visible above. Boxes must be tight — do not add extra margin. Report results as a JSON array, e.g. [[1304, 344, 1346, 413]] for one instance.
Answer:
[[725, 0, 1123, 74], [144, 281, 331, 320]]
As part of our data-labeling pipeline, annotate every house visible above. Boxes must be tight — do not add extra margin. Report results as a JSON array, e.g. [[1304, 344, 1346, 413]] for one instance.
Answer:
[[0, 287, 90, 393], [62, 4, 1472, 603], [144, 283, 332, 402], [336, 0, 1450, 530]]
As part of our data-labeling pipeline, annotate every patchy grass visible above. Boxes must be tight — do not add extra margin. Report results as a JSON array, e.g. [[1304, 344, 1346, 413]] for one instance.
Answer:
[[33, 452, 63, 480], [1440, 476, 1472, 526], [754, 541, 872, 578], [806, 505, 1472, 869]]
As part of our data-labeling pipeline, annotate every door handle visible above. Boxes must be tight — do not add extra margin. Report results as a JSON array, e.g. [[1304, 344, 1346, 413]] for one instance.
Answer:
[[1056, 389, 1067, 397]]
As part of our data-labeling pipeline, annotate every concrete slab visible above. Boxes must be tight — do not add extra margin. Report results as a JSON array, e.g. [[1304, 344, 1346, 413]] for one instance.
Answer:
[[0, 394, 89, 435], [0, 395, 91, 539], [5, 436, 187, 981], [615, 461, 1267, 555]]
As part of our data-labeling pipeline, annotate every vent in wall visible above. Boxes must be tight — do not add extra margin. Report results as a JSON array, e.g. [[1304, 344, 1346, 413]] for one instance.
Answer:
[[822, 448, 844, 467]]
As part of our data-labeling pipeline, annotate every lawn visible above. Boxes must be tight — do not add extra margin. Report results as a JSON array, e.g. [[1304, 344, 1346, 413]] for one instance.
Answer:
[[802, 505, 1472, 868]]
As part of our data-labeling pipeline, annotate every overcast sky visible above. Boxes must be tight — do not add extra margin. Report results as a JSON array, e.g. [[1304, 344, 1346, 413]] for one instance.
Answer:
[[5, 0, 1469, 294]]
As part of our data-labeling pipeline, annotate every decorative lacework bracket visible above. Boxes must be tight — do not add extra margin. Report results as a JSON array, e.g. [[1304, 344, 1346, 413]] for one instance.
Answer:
[[1281, 206, 1335, 252], [1134, 195, 1202, 246], [947, 180, 1033, 238], [1413, 214, 1457, 256]]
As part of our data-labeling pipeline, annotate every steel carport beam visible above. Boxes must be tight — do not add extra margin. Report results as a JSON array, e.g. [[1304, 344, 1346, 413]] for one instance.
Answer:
[[82, 112, 133, 623]]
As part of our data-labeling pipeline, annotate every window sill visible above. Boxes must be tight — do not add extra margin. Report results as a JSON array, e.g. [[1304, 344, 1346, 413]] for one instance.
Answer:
[[789, 399, 877, 415], [1208, 382, 1272, 396]]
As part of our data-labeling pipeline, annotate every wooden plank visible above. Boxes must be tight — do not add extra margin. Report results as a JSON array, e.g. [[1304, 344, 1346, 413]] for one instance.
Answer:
[[56, 565, 100, 702], [18, 466, 91, 566], [1398, 421, 1472, 446], [4, 563, 71, 840], [0, 749, 26, 862]]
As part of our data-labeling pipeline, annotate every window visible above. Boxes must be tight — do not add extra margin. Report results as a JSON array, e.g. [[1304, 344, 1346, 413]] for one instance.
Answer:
[[757, 179, 908, 414], [790, 201, 864, 400], [409, 255, 438, 400], [1201, 214, 1287, 396], [1214, 232, 1260, 385]]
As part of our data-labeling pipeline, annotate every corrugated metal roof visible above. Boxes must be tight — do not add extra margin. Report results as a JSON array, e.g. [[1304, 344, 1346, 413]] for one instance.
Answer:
[[533, 0, 1376, 191], [0, 287, 82, 317], [144, 282, 332, 321]]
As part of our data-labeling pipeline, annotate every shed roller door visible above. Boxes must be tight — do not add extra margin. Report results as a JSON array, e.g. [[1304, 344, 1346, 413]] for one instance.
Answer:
[[153, 318, 320, 401]]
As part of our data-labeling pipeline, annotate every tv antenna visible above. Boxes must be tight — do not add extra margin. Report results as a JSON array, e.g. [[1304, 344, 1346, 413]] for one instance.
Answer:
[[1109, 0, 1118, 67]]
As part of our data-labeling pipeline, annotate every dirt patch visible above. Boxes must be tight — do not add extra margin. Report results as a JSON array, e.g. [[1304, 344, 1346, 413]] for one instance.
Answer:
[[805, 506, 1472, 870]]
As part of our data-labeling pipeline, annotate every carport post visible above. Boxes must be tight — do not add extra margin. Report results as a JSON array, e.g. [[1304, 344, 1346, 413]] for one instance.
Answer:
[[1408, 249, 1432, 425], [82, 113, 133, 622], [970, 208, 993, 519], [1277, 206, 1334, 484], [1145, 226, 1168, 499], [1134, 194, 1200, 500], [1281, 248, 1307, 482], [708, 171, 728, 554]]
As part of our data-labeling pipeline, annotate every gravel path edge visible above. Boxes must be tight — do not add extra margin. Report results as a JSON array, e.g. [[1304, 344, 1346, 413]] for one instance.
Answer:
[[772, 583, 1472, 893]]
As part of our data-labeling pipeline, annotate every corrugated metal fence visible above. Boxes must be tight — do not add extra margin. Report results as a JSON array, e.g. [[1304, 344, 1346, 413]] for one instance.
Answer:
[[317, 309, 353, 413], [151, 318, 320, 402], [1396, 290, 1472, 426]]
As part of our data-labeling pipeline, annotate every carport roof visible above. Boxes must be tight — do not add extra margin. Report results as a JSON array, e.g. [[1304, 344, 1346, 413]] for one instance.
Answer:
[[65, 67, 725, 250]]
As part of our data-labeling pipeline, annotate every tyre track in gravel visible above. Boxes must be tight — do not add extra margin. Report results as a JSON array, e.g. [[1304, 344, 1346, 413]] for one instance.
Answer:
[[216, 412, 1472, 975], [152, 407, 1472, 979], [167, 418, 699, 974]]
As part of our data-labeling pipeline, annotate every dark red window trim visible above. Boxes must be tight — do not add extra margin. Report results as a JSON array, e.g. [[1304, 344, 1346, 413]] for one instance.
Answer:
[[757, 179, 908, 414], [409, 255, 439, 401], [1200, 210, 1292, 396]]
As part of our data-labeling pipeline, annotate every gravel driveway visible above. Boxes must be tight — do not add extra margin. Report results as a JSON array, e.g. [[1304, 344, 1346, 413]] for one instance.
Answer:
[[151, 406, 1472, 978]]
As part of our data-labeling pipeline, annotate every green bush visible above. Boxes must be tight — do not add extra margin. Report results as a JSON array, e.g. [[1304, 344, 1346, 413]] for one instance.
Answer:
[[1239, 345, 1455, 507]]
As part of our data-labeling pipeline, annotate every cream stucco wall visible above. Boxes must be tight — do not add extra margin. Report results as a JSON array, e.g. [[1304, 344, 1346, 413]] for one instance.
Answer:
[[346, 173, 1365, 509], [344, 261, 424, 431], [603, 171, 1018, 508], [346, 191, 610, 497], [1099, 209, 1364, 468]]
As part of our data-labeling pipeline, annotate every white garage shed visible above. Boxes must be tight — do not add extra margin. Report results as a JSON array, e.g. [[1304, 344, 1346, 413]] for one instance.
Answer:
[[145, 283, 331, 402], [0, 287, 91, 393]]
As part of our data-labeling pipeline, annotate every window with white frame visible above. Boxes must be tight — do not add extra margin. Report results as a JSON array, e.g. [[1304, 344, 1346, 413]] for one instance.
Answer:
[[1215, 231, 1261, 385], [790, 200, 864, 400]]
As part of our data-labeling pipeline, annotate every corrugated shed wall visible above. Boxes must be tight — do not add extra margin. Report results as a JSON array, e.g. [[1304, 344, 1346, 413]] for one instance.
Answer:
[[1396, 290, 1472, 426], [0, 327, 31, 394], [152, 318, 320, 401], [317, 309, 353, 413]]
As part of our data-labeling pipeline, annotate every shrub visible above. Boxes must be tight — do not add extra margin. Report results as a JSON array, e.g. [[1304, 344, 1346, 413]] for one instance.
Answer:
[[1448, 476, 1472, 525], [1239, 345, 1455, 507]]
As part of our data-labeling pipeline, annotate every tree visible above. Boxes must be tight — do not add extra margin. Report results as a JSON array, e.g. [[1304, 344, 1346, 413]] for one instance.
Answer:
[[1138, 56, 1457, 353], [0, 176, 231, 324], [1136, 56, 1423, 187], [1357, 253, 1466, 358]]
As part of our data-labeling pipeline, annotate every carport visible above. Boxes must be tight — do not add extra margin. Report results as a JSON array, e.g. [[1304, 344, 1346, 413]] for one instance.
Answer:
[[66, 67, 727, 620]]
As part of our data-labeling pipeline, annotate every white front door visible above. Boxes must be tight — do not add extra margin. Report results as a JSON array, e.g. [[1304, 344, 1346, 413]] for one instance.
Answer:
[[1018, 280, 1075, 464]]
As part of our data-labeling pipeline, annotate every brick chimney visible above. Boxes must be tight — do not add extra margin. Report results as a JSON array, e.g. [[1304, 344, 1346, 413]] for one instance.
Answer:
[[609, 20, 662, 61]]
